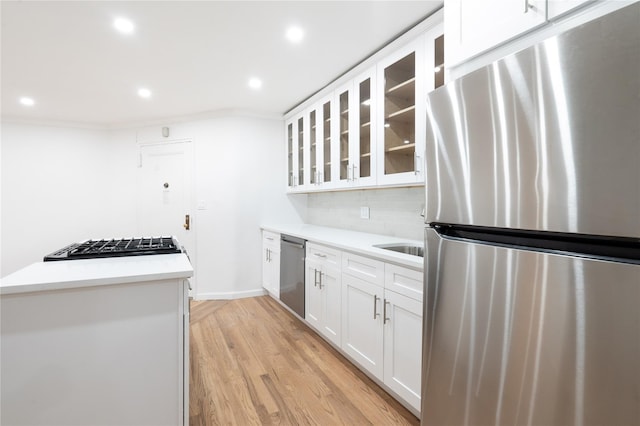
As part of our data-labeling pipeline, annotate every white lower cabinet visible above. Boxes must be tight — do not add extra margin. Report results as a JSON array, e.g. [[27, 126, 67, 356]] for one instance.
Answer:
[[341, 273, 385, 380], [383, 289, 423, 412], [262, 231, 280, 297], [305, 243, 342, 347], [340, 254, 423, 414]]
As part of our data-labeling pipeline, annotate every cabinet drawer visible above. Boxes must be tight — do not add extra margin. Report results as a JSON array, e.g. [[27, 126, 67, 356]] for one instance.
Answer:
[[262, 231, 280, 250], [342, 251, 385, 287], [306, 242, 341, 268], [385, 264, 423, 302]]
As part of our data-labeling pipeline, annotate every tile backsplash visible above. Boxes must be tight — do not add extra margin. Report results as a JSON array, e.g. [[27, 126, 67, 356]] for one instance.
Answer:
[[306, 187, 424, 240]]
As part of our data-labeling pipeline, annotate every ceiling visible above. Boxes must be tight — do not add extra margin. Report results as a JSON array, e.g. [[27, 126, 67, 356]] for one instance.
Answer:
[[1, 1, 443, 128]]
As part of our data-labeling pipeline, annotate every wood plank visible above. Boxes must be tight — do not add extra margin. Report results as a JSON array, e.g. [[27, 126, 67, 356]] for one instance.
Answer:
[[189, 296, 419, 426]]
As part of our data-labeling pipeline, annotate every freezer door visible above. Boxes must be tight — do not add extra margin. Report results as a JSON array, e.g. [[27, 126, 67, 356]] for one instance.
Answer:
[[422, 228, 640, 425], [424, 3, 640, 238]]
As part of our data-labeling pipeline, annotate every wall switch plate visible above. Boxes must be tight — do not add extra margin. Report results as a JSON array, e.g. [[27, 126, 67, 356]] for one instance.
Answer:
[[197, 200, 207, 210], [360, 206, 370, 219]]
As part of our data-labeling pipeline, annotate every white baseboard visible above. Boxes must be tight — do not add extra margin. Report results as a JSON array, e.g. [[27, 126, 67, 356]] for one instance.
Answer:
[[195, 287, 267, 300]]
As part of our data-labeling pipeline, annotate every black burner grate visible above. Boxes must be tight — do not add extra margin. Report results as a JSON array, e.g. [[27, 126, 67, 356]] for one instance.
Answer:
[[44, 237, 182, 261]]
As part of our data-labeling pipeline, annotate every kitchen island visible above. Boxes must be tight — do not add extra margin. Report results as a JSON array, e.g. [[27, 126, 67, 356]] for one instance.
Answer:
[[0, 253, 192, 426]]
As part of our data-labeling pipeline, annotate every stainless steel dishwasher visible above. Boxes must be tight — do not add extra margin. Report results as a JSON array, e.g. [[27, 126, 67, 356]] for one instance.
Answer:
[[279, 234, 305, 318]]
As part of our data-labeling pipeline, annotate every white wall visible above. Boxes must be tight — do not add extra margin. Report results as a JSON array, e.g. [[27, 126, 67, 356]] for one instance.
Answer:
[[123, 114, 307, 299], [1, 122, 134, 276], [1, 115, 307, 301], [1, 115, 424, 297]]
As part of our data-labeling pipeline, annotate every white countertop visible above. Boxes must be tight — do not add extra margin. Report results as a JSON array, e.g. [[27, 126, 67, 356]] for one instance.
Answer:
[[0, 253, 193, 295], [262, 224, 424, 269]]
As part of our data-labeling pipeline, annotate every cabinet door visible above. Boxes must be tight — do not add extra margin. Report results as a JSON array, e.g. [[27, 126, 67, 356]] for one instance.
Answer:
[[309, 107, 320, 187], [446, 0, 546, 67], [296, 115, 306, 189], [341, 274, 384, 380], [547, 0, 593, 20], [320, 97, 333, 186], [383, 290, 423, 412], [353, 68, 377, 186], [262, 232, 280, 297], [335, 82, 354, 187], [377, 39, 426, 186], [305, 257, 322, 329], [285, 119, 297, 190], [269, 249, 280, 296], [319, 264, 342, 347], [424, 22, 445, 93]]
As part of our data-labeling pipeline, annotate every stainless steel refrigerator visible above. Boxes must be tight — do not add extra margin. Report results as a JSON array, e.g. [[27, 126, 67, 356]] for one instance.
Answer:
[[422, 3, 640, 425]]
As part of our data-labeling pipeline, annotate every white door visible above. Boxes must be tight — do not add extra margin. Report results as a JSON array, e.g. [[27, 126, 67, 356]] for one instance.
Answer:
[[137, 141, 196, 293]]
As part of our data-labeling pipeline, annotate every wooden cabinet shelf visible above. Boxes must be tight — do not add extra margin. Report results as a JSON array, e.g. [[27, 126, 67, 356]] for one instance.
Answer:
[[386, 143, 415, 153], [386, 105, 415, 121], [386, 77, 415, 96]]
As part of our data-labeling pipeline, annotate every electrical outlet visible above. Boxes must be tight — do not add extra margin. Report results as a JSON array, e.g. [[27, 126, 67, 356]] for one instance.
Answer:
[[360, 206, 370, 219]]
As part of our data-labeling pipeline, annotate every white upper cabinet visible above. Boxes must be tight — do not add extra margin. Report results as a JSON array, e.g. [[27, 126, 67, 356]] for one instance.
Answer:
[[547, 0, 593, 20], [284, 9, 444, 192], [376, 38, 426, 186], [446, 1, 633, 79], [445, 0, 546, 67]]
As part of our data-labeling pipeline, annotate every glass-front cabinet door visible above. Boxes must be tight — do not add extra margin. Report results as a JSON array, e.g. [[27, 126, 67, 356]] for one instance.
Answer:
[[336, 82, 352, 186], [321, 97, 332, 186], [353, 67, 377, 186], [425, 22, 445, 93], [285, 115, 306, 191], [297, 116, 305, 188], [377, 39, 425, 186], [309, 108, 318, 186], [286, 119, 297, 190], [307, 95, 331, 189]]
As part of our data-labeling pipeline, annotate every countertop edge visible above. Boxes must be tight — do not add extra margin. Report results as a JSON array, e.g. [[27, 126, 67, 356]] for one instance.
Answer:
[[0, 254, 194, 295], [261, 224, 424, 270]]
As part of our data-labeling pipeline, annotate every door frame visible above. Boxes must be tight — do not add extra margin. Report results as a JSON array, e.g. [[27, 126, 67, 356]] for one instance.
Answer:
[[137, 139, 197, 296]]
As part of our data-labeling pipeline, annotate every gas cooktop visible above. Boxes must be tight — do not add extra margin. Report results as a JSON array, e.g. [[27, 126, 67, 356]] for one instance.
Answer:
[[43, 237, 183, 261]]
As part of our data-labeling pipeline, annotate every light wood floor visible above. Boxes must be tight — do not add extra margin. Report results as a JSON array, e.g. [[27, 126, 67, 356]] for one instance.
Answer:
[[189, 296, 420, 426]]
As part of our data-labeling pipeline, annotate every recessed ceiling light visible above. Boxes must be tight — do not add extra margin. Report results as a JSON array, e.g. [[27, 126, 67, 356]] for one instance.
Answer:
[[248, 78, 262, 90], [137, 88, 152, 98], [19, 97, 35, 106], [114, 17, 135, 34], [286, 26, 304, 43]]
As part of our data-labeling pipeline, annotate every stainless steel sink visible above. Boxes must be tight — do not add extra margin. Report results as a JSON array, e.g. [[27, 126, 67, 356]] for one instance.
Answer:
[[373, 243, 424, 257]]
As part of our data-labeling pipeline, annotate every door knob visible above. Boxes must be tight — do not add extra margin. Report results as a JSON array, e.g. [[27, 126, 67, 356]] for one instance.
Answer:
[[183, 214, 190, 230]]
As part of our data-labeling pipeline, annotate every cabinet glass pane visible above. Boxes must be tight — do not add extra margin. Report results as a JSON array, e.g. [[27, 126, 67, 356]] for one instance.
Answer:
[[322, 101, 332, 182], [310, 110, 317, 184], [339, 90, 350, 180], [359, 78, 372, 178], [297, 117, 304, 186], [384, 52, 415, 175], [287, 122, 293, 186], [434, 34, 445, 89]]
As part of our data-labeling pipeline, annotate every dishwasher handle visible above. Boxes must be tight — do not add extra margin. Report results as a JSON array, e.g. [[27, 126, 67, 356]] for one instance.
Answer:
[[281, 234, 306, 250]]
